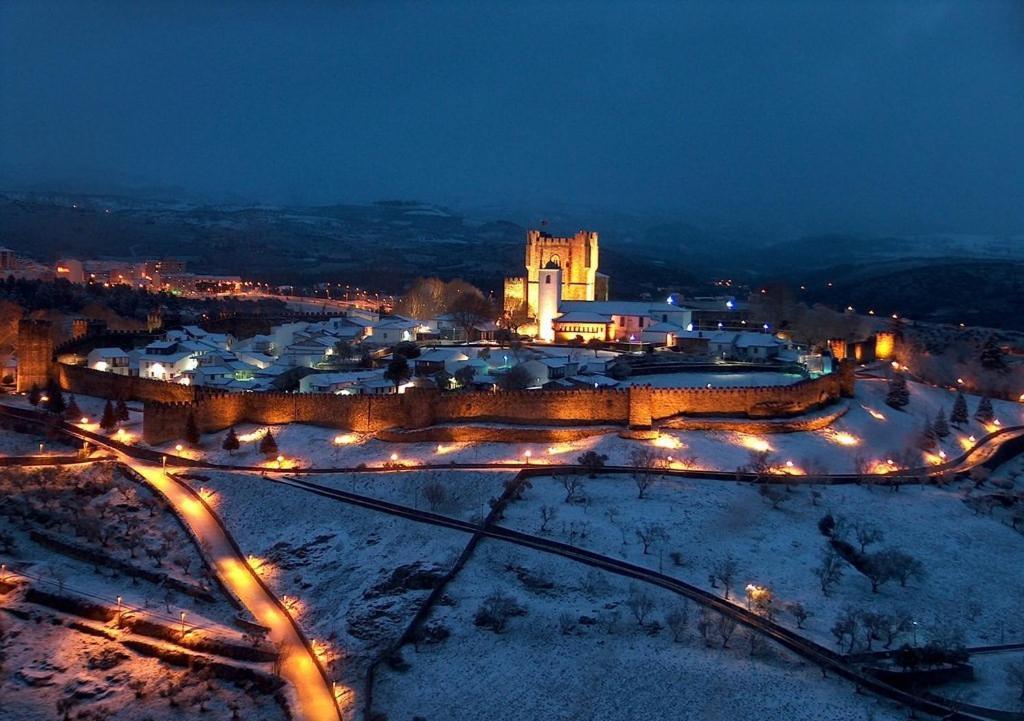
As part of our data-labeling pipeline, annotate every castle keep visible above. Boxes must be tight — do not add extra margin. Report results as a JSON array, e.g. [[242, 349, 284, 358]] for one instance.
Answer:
[[504, 229, 609, 314]]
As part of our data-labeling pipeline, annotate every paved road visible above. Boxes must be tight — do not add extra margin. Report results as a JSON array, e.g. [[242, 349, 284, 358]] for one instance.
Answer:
[[122, 460, 342, 721]]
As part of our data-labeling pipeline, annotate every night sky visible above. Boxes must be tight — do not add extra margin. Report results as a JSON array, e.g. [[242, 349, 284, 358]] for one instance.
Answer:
[[2, 1, 1023, 233]]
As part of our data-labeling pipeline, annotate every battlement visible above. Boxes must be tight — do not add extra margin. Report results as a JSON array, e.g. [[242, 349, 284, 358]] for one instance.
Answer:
[[135, 373, 844, 444]]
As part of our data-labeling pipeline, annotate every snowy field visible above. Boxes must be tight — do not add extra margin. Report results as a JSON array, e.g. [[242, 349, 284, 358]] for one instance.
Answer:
[[0, 464, 246, 633], [623, 371, 806, 388], [195, 469, 481, 717], [134, 378, 1024, 476], [372, 539, 906, 721], [944, 651, 1024, 712], [497, 471, 1024, 651], [0, 606, 287, 721]]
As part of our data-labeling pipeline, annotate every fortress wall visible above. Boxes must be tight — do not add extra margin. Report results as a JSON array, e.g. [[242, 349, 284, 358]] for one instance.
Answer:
[[430, 387, 631, 426], [375, 424, 614, 444], [83, 363, 847, 445], [58, 364, 196, 404], [647, 373, 842, 419]]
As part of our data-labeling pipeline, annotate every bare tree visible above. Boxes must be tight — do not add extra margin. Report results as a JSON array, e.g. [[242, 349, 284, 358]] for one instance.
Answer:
[[538, 505, 558, 534], [635, 523, 668, 555], [876, 548, 925, 588], [665, 602, 690, 642], [787, 602, 810, 628], [561, 475, 585, 503], [861, 612, 910, 650], [696, 608, 714, 646], [423, 479, 447, 511], [853, 522, 884, 553], [831, 607, 861, 653], [814, 547, 844, 596], [716, 614, 738, 648], [711, 556, 739, 600], [629, 446, 660, 499], [626, 586, 655, 626], [474, 590, 526, 634]]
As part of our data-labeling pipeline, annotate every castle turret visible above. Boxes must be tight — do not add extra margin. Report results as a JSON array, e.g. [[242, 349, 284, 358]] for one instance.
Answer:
[[537, 260, 562, 342], [16, 319, 54, 392], [147, 308, 164, 333]]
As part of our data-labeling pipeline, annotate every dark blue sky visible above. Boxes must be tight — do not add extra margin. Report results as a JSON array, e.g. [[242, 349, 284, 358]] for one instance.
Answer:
[[2, 1, 1023, 234]]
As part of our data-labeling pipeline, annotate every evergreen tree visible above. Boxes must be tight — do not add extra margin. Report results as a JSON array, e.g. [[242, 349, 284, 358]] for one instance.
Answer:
[[115, 398, 130, 422], [933, 411, 950, 439], [975, 396, 994, 424], [184, 412, 201, 446], [65, 394, 82, 420], [27, 383, 41, 406], [919, 414, 937, 451], [259, 430, 278, 458], [950, 391, 969, 427], [885, 373, 910, 409], [44, 379, 66, 416], [100, 400, 117, 432], [384, 356, 411, 392], [222, 427, 240, 455], [979, 336, 1008, 372]]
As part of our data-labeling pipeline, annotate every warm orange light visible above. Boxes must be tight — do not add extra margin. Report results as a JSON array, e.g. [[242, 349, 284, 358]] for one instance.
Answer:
[[738, 435, 771, 452], [80, 416, 89, 424], [334, 434, 358, 445], [175, 444, 183, 452], [389, 453, 398, 462], [862, 405, 886, 421], [653, 435, 682, 450], [828, 431, 859, 446]]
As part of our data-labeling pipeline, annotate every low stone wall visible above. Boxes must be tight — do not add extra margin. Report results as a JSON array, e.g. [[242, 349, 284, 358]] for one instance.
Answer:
[[376, 424, 617, 444], [660, 402, 849, 434]]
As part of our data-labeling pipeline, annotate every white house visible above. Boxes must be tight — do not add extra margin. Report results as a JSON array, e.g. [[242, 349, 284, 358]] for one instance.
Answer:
[[368, 317, 421, 345], [708, 331, 787, 361], [86, 347, 132, 376]]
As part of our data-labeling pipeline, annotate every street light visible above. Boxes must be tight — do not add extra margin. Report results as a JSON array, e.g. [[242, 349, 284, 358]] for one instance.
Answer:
[[524, 449, 532, 465], [180, 611, 187, 638]]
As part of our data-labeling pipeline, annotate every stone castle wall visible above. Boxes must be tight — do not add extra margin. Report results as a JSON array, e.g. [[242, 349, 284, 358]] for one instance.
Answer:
[[136, 372, 846, 445], [58, 364, 196, 404]]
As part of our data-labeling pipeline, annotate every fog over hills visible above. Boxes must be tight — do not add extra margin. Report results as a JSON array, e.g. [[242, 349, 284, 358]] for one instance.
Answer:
[[2, 187, 1022, 330]]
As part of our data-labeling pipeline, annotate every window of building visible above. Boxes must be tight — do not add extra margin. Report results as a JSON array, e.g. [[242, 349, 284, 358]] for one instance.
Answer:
[[545, 276, 551, 284]]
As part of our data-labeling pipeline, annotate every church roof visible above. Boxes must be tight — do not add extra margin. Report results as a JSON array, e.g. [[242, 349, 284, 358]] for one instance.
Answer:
[[553, 311, 613, 324]]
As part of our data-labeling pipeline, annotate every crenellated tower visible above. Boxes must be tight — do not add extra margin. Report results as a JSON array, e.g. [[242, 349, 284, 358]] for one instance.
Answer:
[[504, 229, 607, 314]]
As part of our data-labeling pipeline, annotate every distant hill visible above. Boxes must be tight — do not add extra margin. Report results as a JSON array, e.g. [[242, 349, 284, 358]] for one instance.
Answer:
[[0, 192, 696, 298]]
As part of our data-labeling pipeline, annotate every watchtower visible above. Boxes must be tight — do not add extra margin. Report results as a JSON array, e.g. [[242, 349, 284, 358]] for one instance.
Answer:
[[16, 319, 54, 392]]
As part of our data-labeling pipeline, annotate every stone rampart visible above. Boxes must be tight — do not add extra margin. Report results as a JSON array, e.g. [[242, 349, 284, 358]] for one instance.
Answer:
[[138, 372, 845, 445], [58, 364, 196, 404]]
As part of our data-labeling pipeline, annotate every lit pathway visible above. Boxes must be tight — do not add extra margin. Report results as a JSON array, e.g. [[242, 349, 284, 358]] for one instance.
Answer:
[[128, 460, 340, 721]]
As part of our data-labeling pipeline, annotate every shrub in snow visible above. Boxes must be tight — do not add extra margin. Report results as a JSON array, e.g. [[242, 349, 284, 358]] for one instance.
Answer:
[[474, 591, 526, 634]]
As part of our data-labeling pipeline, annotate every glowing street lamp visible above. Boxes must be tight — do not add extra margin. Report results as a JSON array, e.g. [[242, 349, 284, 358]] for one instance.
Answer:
[[175, 444, 183, 453], [390, 452, 399, 463], [524, 449, 532, 465], [180, 611, 187, 638], [276, 455, 284, 469]]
